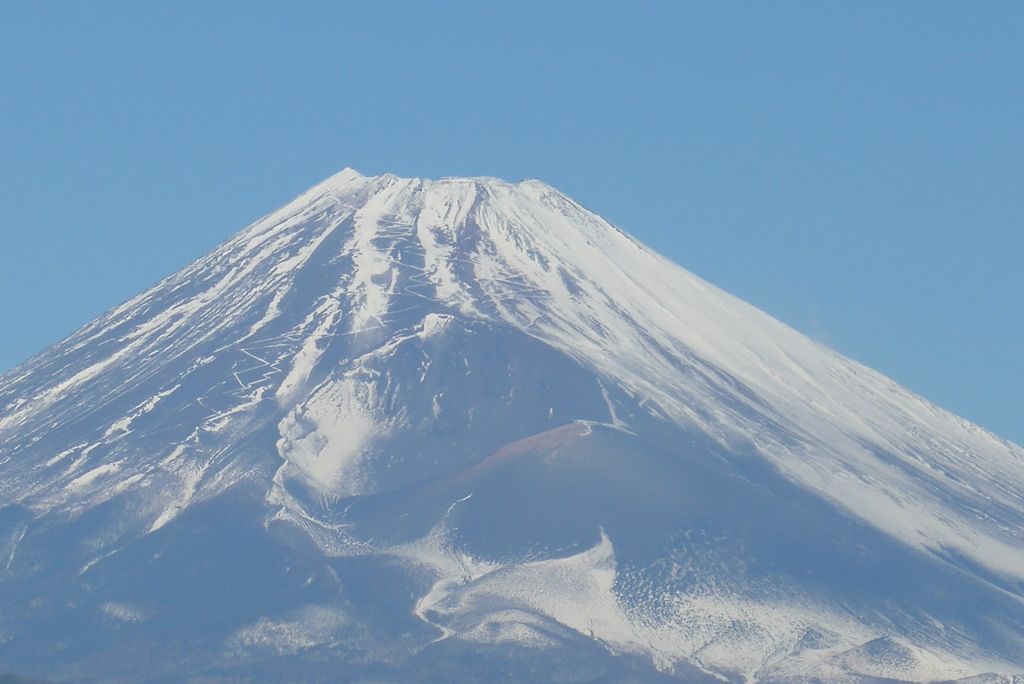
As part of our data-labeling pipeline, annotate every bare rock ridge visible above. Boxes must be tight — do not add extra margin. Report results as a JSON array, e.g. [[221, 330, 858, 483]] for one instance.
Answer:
[[1, 169, 1023, 683]]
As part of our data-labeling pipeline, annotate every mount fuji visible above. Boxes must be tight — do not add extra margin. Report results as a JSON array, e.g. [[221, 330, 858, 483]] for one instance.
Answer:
[[1, 169, 1023, 683]]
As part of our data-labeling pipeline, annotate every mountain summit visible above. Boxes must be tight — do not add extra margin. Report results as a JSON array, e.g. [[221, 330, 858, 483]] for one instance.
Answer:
[[1, 170, 1023, 683]]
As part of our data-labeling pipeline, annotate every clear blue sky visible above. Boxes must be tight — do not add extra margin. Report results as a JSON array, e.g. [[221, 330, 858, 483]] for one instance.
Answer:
[[1, 2, 1022, 445]]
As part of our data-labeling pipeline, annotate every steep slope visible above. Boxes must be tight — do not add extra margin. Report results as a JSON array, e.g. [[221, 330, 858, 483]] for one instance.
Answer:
[[0, 169, 1022, 683]]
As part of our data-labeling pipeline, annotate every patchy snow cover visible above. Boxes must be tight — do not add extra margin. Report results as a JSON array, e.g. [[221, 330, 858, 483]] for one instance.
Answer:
[[392, 523, 1008, 682], [227, 604, 350, 656], [276, 372, 396, 496], [100, 601, 149, 624]]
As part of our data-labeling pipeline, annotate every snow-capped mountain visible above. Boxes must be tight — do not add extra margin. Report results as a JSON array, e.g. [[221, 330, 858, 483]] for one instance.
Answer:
[[1, 169, 1023, 683]]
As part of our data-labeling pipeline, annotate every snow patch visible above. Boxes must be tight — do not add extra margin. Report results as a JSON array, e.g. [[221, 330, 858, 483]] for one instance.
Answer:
[[227, 604, 349, 656], [419, 312, 453, 338], [101, 601, 148, 624], [66, 463, 121, 491], [276, 373, 396, 495]]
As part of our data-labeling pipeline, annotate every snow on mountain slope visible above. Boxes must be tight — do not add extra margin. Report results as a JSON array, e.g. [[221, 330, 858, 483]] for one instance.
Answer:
[[342, 420, 1023, 682], [0, 169, 1022, 682]]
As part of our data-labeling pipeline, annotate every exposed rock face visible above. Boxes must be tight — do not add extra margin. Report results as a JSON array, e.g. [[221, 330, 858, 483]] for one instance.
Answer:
[[1, 170, 1023, 683]]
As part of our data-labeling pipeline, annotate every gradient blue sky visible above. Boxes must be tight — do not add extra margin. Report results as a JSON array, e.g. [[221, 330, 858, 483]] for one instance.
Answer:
[[2, 2, 1022, 445]]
